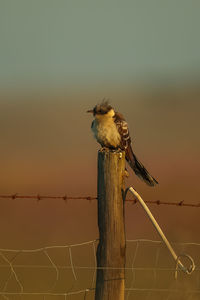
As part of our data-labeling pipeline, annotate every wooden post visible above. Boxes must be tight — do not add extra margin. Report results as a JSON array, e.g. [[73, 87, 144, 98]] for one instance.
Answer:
[[95, 149, 126, 300]]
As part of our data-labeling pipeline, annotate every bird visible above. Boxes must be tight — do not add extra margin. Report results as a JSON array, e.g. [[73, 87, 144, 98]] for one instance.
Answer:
[[87, 101, 158, 187]]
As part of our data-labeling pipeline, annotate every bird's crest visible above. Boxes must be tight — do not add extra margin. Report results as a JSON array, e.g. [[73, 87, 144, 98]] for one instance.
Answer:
[[93, 99, 113, 115]]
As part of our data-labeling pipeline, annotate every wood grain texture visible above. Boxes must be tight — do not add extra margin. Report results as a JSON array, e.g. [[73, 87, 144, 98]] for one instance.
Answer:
[[95, 149, 126, 300]]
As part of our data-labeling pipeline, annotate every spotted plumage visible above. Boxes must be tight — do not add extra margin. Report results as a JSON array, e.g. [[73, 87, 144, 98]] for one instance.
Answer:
[[87, 101, 158, 186], [114, 112, 131, 150]]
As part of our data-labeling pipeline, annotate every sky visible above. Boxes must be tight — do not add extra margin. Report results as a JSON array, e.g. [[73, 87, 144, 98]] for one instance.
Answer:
[[0, 0, 200, 88]]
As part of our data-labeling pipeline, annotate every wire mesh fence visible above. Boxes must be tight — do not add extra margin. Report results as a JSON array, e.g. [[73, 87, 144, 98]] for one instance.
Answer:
[[0, 239, 199, 300], [0, 194, 199, 299]]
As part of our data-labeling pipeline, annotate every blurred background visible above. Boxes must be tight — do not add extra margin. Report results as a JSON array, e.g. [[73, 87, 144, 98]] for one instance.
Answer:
[[0, 1, 200, 298]]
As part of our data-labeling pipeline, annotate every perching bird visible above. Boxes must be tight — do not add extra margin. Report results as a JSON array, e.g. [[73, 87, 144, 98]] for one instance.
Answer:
[[87, 101, 158, 187]]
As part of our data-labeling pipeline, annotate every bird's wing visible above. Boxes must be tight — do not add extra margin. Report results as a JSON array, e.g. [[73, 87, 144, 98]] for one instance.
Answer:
[[114, 112, 158, 186], [114, 112, 131, 150]]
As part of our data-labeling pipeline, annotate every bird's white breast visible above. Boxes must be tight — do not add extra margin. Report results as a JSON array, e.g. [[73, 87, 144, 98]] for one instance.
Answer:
[[91, 117, 121, 148]]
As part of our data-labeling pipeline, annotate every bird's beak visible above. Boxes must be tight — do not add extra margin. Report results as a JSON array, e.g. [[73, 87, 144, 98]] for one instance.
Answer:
[[87, 109, 93, 113]]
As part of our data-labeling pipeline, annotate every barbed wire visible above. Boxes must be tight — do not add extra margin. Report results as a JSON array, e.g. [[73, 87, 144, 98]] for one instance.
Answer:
[[0, 194, 200, 207]]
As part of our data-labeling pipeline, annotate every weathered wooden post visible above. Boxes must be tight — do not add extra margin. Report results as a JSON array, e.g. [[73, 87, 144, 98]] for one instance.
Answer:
[[95, 149, 126, 300]]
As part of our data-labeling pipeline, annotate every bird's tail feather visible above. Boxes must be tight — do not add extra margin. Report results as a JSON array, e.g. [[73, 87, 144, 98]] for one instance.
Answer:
[[126, 146, 158, 187]]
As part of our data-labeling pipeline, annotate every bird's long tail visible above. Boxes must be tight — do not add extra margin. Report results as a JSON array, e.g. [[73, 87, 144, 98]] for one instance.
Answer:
[[126, 145, 158, 187]]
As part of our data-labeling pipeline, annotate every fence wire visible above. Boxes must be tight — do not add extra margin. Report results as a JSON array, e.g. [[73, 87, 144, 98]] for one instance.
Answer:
[[0, 194, 200, 207], [0, 193, 199, 299], [0, 239, 200, 300]]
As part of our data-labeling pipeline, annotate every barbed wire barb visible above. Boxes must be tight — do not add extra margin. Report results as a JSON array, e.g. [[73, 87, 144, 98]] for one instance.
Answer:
[[0, 194, 200, 207], [0, 189, 199, 299], [127, 187, 196, 276]]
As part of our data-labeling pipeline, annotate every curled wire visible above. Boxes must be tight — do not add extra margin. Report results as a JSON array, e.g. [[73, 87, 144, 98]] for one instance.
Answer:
[[126, 187, 196, 277]]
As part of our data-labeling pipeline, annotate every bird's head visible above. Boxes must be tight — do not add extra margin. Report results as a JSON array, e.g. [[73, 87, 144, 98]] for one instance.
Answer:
[[87, 100, 115, 118]]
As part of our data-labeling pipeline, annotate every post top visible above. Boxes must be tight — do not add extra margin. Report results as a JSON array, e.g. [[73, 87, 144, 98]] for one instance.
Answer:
[[98, 148, 124, 154], [98, 148, 125, 162]]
